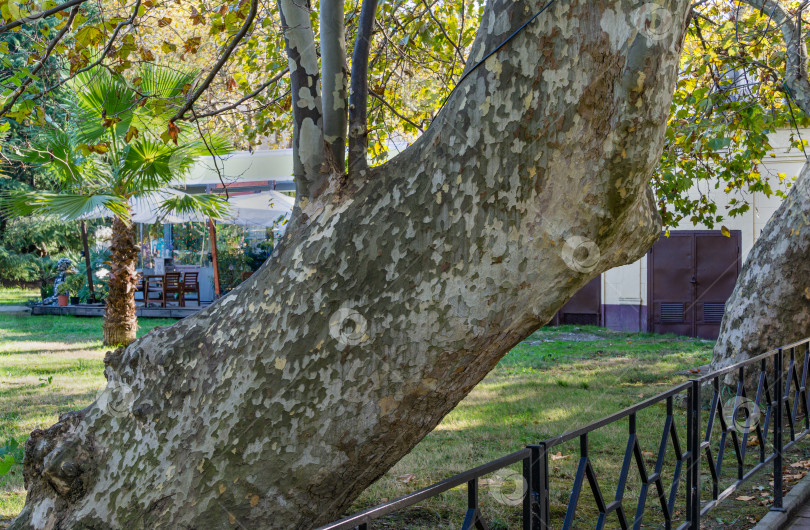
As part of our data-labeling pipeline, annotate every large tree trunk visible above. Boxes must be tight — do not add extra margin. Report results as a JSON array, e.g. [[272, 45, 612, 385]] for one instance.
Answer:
[[712, 0, 810, 373], [11, 1, 689, 527], [101, 216, 139, 346], [712, 164, 810, 371]]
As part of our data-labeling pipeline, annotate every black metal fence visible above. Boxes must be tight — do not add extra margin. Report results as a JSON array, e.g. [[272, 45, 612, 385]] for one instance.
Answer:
[[319, 336, 810, 529]]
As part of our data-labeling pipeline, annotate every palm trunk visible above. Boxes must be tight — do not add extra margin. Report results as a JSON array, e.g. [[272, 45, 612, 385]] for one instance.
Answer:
[[102, 215, 139, 346]]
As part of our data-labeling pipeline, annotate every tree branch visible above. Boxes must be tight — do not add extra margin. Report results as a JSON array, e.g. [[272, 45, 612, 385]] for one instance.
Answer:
[[0, 0, 86, 33], [169, 0, 259, 124], [0, 5, 79, 117], [187, 68, 289, 121], [277, 0, 325, 201], [738, 0, 810, 114], [369, 89, 423, 132], [32, 0, 142, 102], [347, 0, 378, 176], [421, 0, 464, 64], [320, 0, 348, 172]]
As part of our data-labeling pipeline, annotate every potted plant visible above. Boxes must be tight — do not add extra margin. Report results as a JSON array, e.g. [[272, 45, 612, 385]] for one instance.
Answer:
[[56, 283, 69, 306]]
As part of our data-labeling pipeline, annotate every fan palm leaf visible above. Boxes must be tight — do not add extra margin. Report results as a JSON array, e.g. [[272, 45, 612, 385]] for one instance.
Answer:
[[0, 190, 129, 220], [70, 69, 137, 144], [157, 191, 229, 221]]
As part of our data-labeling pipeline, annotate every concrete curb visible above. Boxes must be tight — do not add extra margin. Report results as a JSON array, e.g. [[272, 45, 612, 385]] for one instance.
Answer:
[[752, 471, 810, 530], [0, 306, 31, 316]]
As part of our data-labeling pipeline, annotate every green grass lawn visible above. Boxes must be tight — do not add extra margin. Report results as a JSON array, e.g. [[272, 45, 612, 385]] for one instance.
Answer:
[[0, 288, 805, 528], [0, 288, 176, 522], [0, 288, 39, 306]]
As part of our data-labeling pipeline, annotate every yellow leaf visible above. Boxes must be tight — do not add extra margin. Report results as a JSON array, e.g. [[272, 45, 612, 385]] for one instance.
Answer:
[[721, 226, 730, 238], [124, 126, 139, 143]]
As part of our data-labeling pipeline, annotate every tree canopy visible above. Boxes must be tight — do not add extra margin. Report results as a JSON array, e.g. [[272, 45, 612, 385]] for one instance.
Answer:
[[2, 1, 809, 232]]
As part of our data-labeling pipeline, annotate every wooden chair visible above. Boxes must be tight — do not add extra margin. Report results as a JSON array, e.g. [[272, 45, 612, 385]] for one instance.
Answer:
[[181, 272, 200, 306], [164, 272, 183, 307], [144, 275, 165, 307]]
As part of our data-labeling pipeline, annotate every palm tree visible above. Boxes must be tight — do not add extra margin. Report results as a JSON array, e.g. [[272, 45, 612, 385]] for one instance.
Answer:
[[1, 66, 230, 345]]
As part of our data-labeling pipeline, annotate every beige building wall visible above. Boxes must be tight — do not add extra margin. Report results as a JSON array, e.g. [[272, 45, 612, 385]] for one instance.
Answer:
[[600, 129, 805, 329]]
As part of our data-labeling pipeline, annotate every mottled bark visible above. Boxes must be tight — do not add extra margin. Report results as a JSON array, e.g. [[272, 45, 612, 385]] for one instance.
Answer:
[[320, 0, 348, 171], [278, 0, 326, 200], [347, 0, 378, 176], [713, 0, 810, 373], [11, 0, 689, 528], [712, 165, 810, 371], [101, 216, 138, 346]]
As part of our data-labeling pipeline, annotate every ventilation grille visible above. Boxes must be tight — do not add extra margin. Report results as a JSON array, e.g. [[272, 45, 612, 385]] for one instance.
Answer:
[[661, 303, 684, 323], [704, 303, 726, 323]]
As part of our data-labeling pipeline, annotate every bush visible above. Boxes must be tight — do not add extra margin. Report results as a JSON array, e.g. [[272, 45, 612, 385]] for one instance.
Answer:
[[0, 248, 37, 283]]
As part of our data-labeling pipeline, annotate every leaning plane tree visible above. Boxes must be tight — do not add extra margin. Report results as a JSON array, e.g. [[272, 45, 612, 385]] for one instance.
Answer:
[[711, 0, 810, 372], [8, 0, 689, 527]]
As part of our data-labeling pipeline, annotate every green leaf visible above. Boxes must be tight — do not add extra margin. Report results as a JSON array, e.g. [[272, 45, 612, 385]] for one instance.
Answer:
[[707, 137, 731, 151], [0, 454, 15, 476]]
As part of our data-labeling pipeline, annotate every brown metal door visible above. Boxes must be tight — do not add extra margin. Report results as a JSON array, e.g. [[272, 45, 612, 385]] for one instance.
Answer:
[[694, 231, 741, 339], [649, 232, 694, 336], [554, 276, 601, 326], [648, 230, 741, 339]]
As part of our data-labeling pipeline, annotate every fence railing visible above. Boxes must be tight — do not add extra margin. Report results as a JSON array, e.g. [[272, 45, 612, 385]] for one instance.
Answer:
[[319, 337, 810, 530]]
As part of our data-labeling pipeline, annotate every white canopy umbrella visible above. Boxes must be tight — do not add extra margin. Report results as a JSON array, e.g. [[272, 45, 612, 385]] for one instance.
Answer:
[[175, 150, 295, 189], [80, 189, 294, 227], [221, 191, 294, 228]]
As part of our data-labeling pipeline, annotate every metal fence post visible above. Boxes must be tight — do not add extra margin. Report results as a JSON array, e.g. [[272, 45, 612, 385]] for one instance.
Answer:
[[523, 451, 532, 530], [773, 348, 785, 511], [529, 444, 549, 530], [686, 379, 701, 528]]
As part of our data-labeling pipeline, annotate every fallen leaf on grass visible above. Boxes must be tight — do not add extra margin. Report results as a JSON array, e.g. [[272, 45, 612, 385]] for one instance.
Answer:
[[551, 452, 570, 461], [735, 495, 755, 501], [396, 473, 415, 483], [642, 451, 654, 458]]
